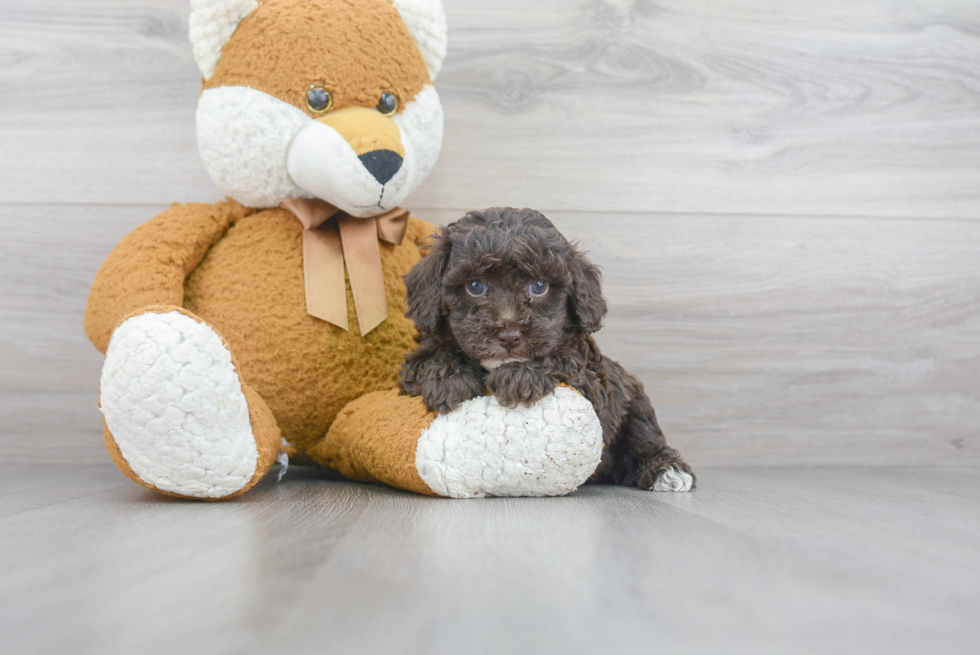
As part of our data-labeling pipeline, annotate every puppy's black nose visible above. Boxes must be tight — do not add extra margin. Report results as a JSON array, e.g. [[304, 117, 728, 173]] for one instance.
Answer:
[[498, 329, 523, 350], [359, 149, 403, 185]]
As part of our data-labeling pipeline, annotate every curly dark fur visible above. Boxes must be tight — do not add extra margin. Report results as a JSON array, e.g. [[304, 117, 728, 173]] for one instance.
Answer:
[[399, 208, 695, 490]]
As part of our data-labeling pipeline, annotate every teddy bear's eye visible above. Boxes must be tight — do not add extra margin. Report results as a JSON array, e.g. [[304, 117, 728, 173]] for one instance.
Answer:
[[466, 280, 487, 297], [307, 86, 332, 113], [376, 91, 399, 116]]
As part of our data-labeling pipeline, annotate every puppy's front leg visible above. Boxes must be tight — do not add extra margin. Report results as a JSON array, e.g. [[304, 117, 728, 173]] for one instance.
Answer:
[[400, 346, 487, 414], [485, 361, 557, 409]]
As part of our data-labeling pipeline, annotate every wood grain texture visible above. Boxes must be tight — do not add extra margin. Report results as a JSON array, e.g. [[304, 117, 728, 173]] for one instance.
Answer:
[[0, 0, 978, 217], [2, 204, 977, 465], [2, 465, 979, 655]]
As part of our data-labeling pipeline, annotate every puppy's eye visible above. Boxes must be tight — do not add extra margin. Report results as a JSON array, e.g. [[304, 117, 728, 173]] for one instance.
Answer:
[[466, 280, 487, 296], [307, 86, 332, 113], [529, 280, 549, 297], [376, 91, 399, 116]]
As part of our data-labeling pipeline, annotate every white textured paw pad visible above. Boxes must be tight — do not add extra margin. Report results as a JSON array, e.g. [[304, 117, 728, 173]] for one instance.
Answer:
[[100, 311, 258, 498], [652, 466, 694, 492], [415, 387, 604, 498]]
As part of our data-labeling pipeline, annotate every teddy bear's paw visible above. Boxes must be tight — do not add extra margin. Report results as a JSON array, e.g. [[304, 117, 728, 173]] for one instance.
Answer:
[[415, 386, 604, 498], [100, 311, 258, 499]]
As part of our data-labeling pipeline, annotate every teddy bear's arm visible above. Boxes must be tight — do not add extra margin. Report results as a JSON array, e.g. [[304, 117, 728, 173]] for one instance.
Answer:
[[84, 201, 252, 353], [316, 386, 605, 498]]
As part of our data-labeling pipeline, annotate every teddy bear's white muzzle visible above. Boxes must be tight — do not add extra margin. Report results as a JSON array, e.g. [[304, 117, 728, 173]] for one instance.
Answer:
[[287, 120, 416, 218]]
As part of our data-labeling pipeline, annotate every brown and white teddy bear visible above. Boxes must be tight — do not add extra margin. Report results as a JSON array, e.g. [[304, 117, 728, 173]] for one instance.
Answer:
[[85, 0, 606, 500]]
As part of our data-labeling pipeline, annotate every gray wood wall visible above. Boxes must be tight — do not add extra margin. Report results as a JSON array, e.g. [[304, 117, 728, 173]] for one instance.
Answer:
[[2, 0, 978, 466]]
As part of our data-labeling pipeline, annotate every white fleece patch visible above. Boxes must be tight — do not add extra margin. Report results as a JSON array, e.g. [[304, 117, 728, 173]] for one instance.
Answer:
[[197, 86, 313, 209], [392, 0, 448, 80], [189, 0, 259, 81], [652, 466, 694, 492], [277, 437, 291, 481], [415, 387, 603, 498], [100, 312, 258, 499], [197, 86, 312, 209], [394, 84, 444, 194]]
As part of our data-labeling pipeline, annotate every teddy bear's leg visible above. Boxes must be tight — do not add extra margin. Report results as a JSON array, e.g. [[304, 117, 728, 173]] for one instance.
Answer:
[[99, 307, 282, 500], [307, 387, 604, 498]]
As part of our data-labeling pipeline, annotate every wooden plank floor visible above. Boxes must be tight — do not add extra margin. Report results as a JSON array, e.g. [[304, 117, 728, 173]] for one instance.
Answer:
[[2, 465, 979, 655]]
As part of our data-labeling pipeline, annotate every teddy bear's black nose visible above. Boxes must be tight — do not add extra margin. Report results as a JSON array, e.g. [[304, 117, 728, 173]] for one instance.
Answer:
[[359, 149, 403, 185]]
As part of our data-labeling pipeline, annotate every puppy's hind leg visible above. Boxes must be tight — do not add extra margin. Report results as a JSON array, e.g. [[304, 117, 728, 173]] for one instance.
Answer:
[[612, 393, 696, 492]]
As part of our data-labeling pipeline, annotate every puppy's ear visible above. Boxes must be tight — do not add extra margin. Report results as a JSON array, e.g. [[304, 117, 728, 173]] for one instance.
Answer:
[[568, 250, 607, 334], [404, 232, 451, 337]]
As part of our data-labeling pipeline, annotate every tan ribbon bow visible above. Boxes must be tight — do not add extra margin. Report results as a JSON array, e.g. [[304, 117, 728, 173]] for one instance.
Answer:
[[280, 198, 410, 336]]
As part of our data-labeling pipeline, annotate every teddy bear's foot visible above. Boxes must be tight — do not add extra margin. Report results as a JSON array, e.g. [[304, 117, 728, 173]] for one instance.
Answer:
[[100, 309, 281, 499], [318, 386, 604, 498]]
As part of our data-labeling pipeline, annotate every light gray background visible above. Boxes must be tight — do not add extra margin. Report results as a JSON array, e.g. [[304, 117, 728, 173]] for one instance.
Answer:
[[2, 0, 977, 466]]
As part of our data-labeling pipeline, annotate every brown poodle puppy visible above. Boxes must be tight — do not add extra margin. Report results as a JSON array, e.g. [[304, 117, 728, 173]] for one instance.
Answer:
[[399, 208, 695, 491]]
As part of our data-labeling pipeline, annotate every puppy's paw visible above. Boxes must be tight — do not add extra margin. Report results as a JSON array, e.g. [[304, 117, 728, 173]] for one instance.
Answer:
[[401, 348, 488, 414], [422, 374, 486, 414], [651, 466, 695, 492], [635, 460, 696, 492], [485, 363, 557, 409]]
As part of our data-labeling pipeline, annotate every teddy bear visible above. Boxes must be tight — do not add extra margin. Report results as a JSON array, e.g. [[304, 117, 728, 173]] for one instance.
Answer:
[[84, 0, 604, 500]]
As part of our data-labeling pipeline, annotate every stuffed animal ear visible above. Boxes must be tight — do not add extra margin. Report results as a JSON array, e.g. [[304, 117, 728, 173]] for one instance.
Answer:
[[189, 0, 260, 80], [567, 251, 608, 334], [391, 0, 448, 80], [404, 233, 451, 337]]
